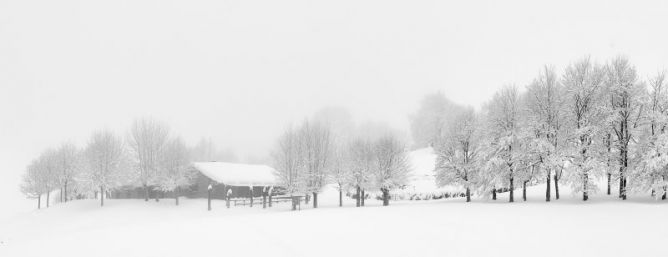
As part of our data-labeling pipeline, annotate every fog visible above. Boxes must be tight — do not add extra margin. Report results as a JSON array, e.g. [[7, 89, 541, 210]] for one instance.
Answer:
[[2, 0, 668, 216]]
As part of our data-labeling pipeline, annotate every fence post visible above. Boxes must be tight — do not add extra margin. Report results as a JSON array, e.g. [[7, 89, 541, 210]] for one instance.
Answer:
[[207, 184, 212, 211]]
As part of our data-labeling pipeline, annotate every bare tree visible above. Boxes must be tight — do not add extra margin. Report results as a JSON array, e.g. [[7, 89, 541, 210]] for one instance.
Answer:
[[128, 118, 170, 201], [156, 137, 195, 205], [83, 130, 131, 207]]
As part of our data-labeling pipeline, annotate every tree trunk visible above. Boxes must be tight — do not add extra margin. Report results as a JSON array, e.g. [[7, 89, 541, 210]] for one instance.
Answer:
[[100, 186, 104, 206], [607, 173, 611, 195], [46, 191, 50, 208], [509, 177, 514, 203], [661, 176, 668, 200], [492, 187, 497, 200], [175, 189, 179, 206], [619, 147, 628, 200], [583, 172, 589, 201], [361, 189, 365, 206], [381, 188, 390, 206], [144, 184, 149, 202], [313, 192, 318, 208], [356, 186, 361, 207], [64, 182, 68, 203], [546, 170, 551, 202], [619, 172, 623, 198], [37, 195, 41, 209], [522, 181, 527, 201], [622, 176, 627, 200], [339, 189, 343, 207], [554, 174, 560, 200], [155, 189, 160, 202], [465, 187, 470, 202]]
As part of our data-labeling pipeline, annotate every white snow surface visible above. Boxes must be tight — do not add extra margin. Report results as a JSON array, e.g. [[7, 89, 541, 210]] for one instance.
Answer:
[[2, 183, 668, 257], [193, 162, 278, 186]]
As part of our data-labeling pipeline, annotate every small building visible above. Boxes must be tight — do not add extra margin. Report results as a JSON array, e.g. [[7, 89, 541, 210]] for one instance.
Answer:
[[188, 162, 281, 199]]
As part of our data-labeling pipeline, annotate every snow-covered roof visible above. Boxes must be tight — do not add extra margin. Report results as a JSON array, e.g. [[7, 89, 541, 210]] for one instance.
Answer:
[[192, 162, 278, 186]]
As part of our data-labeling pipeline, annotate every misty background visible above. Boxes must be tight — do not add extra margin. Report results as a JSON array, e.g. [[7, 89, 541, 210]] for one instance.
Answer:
[[2, 0, 668, 218]]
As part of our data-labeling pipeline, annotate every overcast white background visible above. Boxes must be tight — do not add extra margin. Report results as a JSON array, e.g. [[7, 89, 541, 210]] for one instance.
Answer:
[[2, 0, 668, 218]]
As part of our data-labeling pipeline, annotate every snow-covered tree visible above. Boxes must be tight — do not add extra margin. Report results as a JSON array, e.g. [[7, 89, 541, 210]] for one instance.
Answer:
[[156, 137, 194, 205], [83, 130, 131, 207], [273, 126, 307, 199], [630, 71, 665, 198], [604, 56, 646, 200], [523, 65, 567, 201], [54, 143, 80, 202], [435, 107, 480, 202], [301, 121, 333, 208], [409, 92, 458, 148], [329, 143, 349, 207], [312, 107, 355, 207], [562, 57, 607, 201], [127, 117, 170, 201], [347, 138, 374, 207], [371, 134, 410, 206], [20, 158, 49, 209], [483, 85, 523, 202], [33, 149, 59, 208]]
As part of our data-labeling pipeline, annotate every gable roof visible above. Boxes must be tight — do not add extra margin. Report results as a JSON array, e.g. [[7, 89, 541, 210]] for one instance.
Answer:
[[192, 162, 278, 186]]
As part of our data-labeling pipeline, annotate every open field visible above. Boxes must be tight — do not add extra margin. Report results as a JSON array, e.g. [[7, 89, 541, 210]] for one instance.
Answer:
[[1, 184, 667, 257]]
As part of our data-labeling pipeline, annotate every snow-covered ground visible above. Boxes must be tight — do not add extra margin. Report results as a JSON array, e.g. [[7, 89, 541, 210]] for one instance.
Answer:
[[2, 183, 668, 257]]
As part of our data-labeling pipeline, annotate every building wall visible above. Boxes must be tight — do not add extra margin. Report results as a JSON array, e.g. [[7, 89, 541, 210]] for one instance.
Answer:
[[111, 171, 282, 200]]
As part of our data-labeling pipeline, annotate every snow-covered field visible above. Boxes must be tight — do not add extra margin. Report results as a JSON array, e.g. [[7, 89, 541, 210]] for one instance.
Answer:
[[1, 183, 668, 257]]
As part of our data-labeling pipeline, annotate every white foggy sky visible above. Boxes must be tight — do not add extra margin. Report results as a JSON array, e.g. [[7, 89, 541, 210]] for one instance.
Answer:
[[2, 0, 668, 212]]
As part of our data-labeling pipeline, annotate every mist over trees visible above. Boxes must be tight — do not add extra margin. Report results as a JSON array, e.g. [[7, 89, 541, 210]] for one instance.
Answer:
[[19, 55, 668, 211], [409, 92, 459, 148]]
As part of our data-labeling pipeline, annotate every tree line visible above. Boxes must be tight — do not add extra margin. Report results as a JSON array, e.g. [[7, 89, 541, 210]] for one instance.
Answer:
[[420, 56, 667, 202], [19, 118, 228, 208], [272, 109, 411, 208]]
